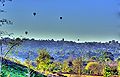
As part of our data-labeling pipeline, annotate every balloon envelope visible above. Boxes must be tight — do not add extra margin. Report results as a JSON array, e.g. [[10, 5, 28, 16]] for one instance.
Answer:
[[33, 12, 36, 16], [25, 31, 28, 35], [60, 17, 62, 19]]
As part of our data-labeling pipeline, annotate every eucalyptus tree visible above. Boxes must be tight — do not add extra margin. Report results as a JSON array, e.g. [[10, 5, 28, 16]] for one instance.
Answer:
[[0, 30, 15, 76], [36, 49, 51, 72]]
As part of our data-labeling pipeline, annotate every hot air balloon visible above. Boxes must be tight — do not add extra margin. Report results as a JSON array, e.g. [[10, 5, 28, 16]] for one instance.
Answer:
[[33, 12, 36, 16], [60, 16, 62, 19], [25, 31, 28, 35], [58, 16, 63, 24]]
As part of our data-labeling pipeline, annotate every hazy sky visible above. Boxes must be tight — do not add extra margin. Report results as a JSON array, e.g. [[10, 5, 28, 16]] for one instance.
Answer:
[[0, 0, 120, 42]]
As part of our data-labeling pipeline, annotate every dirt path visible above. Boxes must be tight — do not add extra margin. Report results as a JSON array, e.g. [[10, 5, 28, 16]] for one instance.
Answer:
[[68, 75, 102, 77], [63, 74, 120, 77]]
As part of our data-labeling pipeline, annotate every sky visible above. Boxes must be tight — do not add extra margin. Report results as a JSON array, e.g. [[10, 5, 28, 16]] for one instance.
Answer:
[[0, 0, 120, 42]]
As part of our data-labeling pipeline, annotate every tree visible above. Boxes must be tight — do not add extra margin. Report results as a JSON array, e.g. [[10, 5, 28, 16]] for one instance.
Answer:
[[89, 56, 97, 62], [103, 65, 112, 77], [0, 31, 22, 76], [103, 52, 114, 61], [117, 58, 120, 75], [36, 49, 51, 72], [4, 38, 22, 57], [24, 59, 34, 69], [62, 60, 70, 72], [48, 61, 62, 73], [117, 57, 120, 62], [85, 62, 103, 75], [72, 57, 82, 75]]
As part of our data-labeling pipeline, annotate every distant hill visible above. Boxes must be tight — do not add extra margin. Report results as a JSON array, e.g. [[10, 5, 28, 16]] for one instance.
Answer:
[[1, 38, 120, 62], [1, 57, 47, 77]]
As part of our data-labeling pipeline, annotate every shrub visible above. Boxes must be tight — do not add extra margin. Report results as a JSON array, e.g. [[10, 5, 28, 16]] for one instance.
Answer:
[[103, 65, 112, 77], [72, 57, 82, 74], [82, 69, 90, 75], [85, 62, 100, 75], [118, 61, 120, 75]]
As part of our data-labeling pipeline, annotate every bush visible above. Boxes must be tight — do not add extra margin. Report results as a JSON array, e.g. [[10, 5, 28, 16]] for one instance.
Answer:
[[85, 62, 100, 75], [103, 65, 112, 77], [82, 69, 90, 75], [118, 61, 120, 75]]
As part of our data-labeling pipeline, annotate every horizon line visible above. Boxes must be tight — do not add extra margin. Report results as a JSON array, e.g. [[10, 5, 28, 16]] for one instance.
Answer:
[[1, 36, 120, 43]]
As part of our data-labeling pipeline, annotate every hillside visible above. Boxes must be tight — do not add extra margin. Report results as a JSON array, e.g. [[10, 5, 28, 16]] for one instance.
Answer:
[[1, 38, 120, 62], [1, 57, 47, 77]]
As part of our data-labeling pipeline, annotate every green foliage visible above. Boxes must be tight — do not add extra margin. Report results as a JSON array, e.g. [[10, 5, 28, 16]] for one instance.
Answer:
[[37, 49, 51, 61], [36, 49, 51, 71], [48, 62, 62, 72], [85, 62, 101, 75], [72, 57, 82, 74], [23, 60, 34, 69], [98, 56, 104, 62], [90, 56, 97, 61], [98, 51, 112, 62], [117, 58, 120, 62], [103, 52, 114, 61], [82, 69, 90, 75], [105, 58, 112, 62], [103, 65, 112, 77], [62, 60, 71, 72], [118, 61, 120, 75], [1, 64, 47, 77]]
